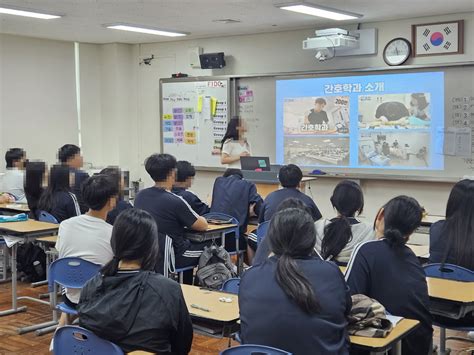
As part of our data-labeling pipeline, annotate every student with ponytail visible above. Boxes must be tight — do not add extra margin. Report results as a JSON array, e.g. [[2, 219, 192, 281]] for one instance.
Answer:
[[314, 180, 374, 264], [345, 196, 432, 355], [240, 208, 351, 355], [78, 209, 193, 354]]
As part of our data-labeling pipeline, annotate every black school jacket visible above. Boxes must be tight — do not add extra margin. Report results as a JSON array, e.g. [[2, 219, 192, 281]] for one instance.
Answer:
[[78, 270, 193, 354]]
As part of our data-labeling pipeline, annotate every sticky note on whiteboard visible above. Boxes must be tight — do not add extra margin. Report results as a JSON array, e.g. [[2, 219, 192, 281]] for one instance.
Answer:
[[164, 137, 174, 144], [185, 131, 196, 138], [163, 114, 173, 120], [185, 138, 197, 145]]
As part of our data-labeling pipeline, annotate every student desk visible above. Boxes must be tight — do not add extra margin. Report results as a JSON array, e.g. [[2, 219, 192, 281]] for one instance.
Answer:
[[253, 177, 317, 199], [0, 203, 30, 215], [0, 220, 59, 334], [406, 243, 430, 259], [350, 319, 420, 355], [185, 223, 238, 244]]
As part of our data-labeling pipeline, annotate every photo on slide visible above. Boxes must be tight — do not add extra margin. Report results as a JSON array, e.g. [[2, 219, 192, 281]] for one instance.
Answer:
[[284, 137, 350, 166], [283, 96, 350, 135], [358, 132, 431, 168], [358, 93, 431, 130]]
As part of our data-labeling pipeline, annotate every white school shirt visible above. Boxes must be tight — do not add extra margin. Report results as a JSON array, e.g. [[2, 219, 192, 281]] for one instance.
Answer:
[[55, 214, 113, 303], [221, 139, 252, 168], [1, 168, 26, 203]]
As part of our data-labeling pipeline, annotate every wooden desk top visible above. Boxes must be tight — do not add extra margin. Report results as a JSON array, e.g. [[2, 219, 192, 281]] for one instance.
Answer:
[[194, 223, 238, 233], [406, 244, 430, 258], [0, 220, 58, 234], [0, 203, 30, 212], [181, 284, 239, 323], [350, 318, 419, 350], [421, 215, 444, 225], [427, 277, 474, 303], [36, 235, 58, 243]]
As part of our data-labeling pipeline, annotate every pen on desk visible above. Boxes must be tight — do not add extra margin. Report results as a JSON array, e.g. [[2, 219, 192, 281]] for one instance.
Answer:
[[191, 304, 210, 312]]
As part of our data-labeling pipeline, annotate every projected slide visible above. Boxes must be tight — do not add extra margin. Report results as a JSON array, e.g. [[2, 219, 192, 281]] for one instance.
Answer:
[[276, 72, 444, 170]]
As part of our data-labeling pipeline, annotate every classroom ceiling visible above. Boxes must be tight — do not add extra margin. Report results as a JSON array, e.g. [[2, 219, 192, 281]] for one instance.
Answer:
[[0, 0, 472, 44]]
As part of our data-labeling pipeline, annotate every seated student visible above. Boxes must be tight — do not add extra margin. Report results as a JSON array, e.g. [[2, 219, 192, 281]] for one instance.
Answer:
[[58, 144, 89, 213], [258, 164, 321, 223], [38, 165, 81, 222], [24, 161, 47, 219], [2, 148, 27, 203], [253, 198, 316, 265], [78, 209, 193, 354], [100, 167, 133, 225], [240, 207, 351, 355], [134, 154, 208, 283], [210, 168, 263, 257], [314, 180, 374, 264], [429, 179, 474, 270], [345, 196, 433, 355], [171, 161, 210, 216], [55, 174, 117, 326]]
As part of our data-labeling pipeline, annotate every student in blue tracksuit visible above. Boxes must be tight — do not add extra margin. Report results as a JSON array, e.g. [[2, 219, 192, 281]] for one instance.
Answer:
[[345, 196, 433, 355], [210, 169, 262, 258], [171, 161, 210, 216], [240, 207, 351, 355]]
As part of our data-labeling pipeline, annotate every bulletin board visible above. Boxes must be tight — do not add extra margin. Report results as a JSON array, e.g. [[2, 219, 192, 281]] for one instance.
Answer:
[[160, 78, 229, 168]]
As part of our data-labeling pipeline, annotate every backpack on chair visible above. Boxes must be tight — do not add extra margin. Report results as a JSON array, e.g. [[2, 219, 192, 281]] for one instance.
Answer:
[[196, 245, 236, 289]]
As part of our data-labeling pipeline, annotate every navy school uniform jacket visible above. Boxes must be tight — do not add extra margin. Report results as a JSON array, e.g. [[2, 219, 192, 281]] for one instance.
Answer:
[[71, 168, 90, 214], [240, 255, 351, 355], [210, 175, 262, 235], [134, 187, 199, 256], [44, 191, 81, 223], [258, 187, 322, 223], [171, 187, 210, 216], [106, 199, 133, 225], [345, 239, 433, 355]]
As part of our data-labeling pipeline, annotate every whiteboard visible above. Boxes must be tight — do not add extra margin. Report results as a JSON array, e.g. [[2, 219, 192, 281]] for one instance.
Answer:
[[235, 64, 474, 181], [160, 78, 229, 168]]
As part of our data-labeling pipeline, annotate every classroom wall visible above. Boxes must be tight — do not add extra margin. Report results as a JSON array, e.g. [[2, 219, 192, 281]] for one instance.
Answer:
[[0, 34, 79, 170]]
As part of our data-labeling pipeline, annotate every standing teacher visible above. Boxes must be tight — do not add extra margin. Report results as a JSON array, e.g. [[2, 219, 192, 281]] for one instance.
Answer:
[[220, 116, 251, 168]]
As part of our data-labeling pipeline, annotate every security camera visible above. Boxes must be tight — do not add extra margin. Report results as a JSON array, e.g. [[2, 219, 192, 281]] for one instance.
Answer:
[[140, 55, 155, 65]]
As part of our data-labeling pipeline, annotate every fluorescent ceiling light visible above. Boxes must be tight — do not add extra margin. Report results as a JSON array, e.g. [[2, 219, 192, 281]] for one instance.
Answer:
[[0, 5, 61, 19], [277, 2, 362, 21], [106, 24, 188, 37]]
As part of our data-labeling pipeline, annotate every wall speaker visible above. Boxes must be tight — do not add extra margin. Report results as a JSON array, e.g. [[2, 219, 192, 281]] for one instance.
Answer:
[[199, 52, 226, 69]]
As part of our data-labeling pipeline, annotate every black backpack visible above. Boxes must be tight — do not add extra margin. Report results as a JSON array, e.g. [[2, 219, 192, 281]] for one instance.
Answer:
[[196, 245, 236, 289], [16, 242, 46, 282]]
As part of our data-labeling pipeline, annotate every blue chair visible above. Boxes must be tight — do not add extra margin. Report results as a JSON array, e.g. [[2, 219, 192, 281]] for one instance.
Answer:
[[220, 344, 292, 355], [424, 263, 474, 354], [221, 277, 240, 294], [53, 325, 123, 354], [48, 257, 101, 316], [256, 221, 270, 245], [38, 210, 59, 224]]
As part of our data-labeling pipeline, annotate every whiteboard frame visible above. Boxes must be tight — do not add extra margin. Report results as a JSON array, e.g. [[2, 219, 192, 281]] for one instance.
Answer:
[[159, 76, 231, 164]]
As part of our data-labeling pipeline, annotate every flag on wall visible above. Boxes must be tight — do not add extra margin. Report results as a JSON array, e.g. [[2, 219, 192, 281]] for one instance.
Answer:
[[412, 20, 464, 56]]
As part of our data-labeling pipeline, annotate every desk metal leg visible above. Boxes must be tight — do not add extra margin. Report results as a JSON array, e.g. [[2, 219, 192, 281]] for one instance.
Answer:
[[393, 340, 402, 355], [0, 243, 27, 316]]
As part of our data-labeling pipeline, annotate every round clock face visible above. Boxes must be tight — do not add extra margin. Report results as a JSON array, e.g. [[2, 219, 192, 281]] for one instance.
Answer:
[[383, 38, 412, 66]]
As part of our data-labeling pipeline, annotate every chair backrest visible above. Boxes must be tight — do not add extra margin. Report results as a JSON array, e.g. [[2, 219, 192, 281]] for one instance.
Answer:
[[204, 212, 240, 237], [48, 257, 101, 292], [220, 344, 292, 355], [221, 277, 241, 294], [256, 221, 270, 245], [38, 210, 59, 224], [424, 263, 474, 282], [53, 325, 123, 355]]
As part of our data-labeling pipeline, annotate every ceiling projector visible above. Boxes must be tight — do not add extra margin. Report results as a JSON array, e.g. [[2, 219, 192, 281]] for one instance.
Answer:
[[303, 28, 360, 61]]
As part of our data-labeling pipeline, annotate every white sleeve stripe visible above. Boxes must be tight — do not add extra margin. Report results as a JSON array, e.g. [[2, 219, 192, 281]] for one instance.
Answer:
[[169, 191, 199, 218], [344, 239, 380, 282], [69, 192, 81, 216]]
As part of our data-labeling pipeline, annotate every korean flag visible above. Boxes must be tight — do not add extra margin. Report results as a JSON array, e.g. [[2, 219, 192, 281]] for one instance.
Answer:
[[416, 22, 460, 55]]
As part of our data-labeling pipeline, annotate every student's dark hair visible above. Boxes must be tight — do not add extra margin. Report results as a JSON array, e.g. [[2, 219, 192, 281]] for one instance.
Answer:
[[58, 144, 81, 163], [278, 164, 303, 188], [24, 161, 46, 215], [102, 209, 159, 276], [144, 153, 177, 182], [100, 167, 123, 198], [81, 174, 118, 211], [267, 208, 320, 315], [38, 165, 72, 213], [276, 197, 309, 213], [220, 116, 241, 149], [315, 98, 327, 105], [441, 179, 474, 270], [176, 161, 196, 183], [376, 195, 423, 248], [5, 148, 25, 168], [321, 180, 364, 260], [223, 168, 243, 178]]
